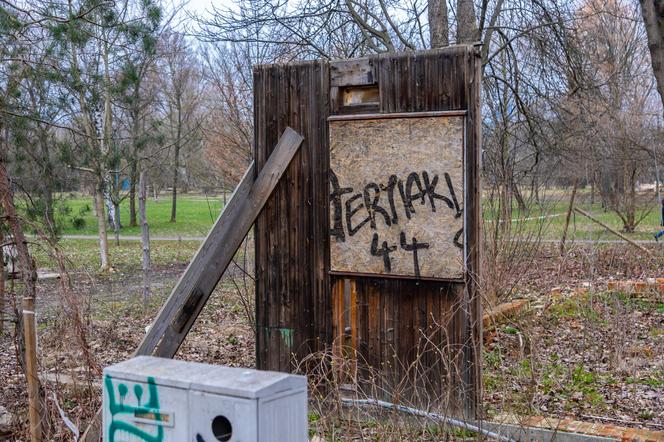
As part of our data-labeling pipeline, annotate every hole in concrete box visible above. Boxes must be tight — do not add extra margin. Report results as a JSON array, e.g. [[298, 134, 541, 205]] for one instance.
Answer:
[[211, 415, 232, 441]]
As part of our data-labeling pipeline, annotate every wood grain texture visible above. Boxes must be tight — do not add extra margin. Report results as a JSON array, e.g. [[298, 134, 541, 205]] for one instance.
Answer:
[[330, 58, 375, 86], [136, 127, 303, 358], [330, 46, 483, 417], [254, 60, 331, 372], [254, 47, 482, 418]]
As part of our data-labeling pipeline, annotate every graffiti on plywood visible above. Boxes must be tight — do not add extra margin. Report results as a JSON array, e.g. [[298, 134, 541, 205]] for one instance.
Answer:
[[329, 114, 464, 279]]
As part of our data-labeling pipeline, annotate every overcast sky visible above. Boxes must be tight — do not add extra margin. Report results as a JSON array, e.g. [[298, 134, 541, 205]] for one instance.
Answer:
[[183, 0, 214, 16]]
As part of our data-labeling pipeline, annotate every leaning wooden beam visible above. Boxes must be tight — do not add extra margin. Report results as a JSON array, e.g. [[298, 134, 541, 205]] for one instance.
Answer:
[[80, 127, 304, 442], [138, 126, 304, 357], [574, 207, 653, 257]]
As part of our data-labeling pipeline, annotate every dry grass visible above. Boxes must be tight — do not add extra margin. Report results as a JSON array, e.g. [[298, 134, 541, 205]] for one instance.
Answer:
[[1, 235, 662, 440]]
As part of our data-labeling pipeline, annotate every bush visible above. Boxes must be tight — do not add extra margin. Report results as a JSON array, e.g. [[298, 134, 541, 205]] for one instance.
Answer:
[[71, 217, 86, 230]]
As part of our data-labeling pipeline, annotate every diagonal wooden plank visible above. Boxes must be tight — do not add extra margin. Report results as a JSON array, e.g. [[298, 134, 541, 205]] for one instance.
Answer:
[[82, 128, 304, 442], [136, 126, 304, 357]]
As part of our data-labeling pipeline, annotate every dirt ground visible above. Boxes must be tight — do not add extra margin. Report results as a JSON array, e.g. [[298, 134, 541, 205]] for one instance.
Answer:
[[0, 242, 662, 440], [0, 260, 255, 441], [483, 244, 664, 429]]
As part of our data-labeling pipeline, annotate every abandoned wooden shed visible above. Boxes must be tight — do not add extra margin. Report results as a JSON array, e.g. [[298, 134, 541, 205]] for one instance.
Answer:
[[253, 44, 482, 417]]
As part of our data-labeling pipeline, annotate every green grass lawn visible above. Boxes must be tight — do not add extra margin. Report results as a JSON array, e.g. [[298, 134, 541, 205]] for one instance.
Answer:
[[483, 190, 662, 241], [36, 189, 664, 241], [31, 239, 203, 272], [53, 193, 224, 237]]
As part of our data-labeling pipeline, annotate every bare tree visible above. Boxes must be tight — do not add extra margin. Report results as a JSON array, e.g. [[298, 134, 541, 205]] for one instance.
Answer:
[[571, 0, 658, 231], [159, 31, 203, 222], [200, 44, 254, 187]]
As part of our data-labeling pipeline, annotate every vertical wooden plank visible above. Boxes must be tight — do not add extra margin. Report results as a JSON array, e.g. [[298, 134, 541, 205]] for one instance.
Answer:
[[315, 60, 332, 352], [367, 280, 380, 371], [255, 60, 331, 372], [355, 278, 369, 372], [349, 279, 358, 354], [396, 280, 411, 397], [461, 47, 483, 418], [331, 277, 343, 360], [253, 66, 266, 367], [255, 47, 481, 417]]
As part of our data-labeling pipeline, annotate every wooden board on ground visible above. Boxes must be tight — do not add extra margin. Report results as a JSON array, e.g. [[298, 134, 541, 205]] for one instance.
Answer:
[[329, 113, 465, 280]]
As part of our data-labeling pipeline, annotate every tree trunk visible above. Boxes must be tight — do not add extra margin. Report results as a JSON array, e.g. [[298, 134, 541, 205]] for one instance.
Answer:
[[512, 180, 527, 212], [39, 137, 56, 238], [95, 186, 110, 271], [499, 182, 512, 234], [640, 0, 664, 111], [655, 151, 662, 203], [183, 165, 190, 194], [560, 179, 579, 256], [625, 167, 637, 233], [139, 170, 151, 305], [114, 201, 121, 246], [42, 183, 55, 237], [105, 195, 115, 231], [101, 37, 118, 247], [171, 144, 180, 223], [129, 161, 138, 227], [428, 0, 449, 47], [457, 0, 479, 43], [0, 158, 43, 441], [90, 183, 98, 217]]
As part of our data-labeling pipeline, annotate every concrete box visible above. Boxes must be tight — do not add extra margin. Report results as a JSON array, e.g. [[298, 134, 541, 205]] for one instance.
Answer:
[[103, 356, 307, 442]]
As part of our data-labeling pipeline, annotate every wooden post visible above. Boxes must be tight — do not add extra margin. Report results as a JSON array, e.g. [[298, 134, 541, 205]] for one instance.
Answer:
[[0, 159, 43, 441], [139, 170, 151, 305], [0, 229, 5, 336], [574, 207, 652, 256], [23, 295, 43, 442], [560, 179, 579, 255], [94, 189, 110, 271]]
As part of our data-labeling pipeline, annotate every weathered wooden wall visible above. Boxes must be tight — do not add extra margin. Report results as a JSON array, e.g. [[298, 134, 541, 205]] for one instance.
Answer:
[[253, 60, 332, 370], [254, 46, 482, 417]]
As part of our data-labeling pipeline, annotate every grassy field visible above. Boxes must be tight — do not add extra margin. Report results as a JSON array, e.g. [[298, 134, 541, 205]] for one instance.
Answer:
[[38, 189, 664, 241], [52, 192, 224, 237], [484, 190, 663, 241], [6, 196, 663, 440], [30, 239, 203, 272]]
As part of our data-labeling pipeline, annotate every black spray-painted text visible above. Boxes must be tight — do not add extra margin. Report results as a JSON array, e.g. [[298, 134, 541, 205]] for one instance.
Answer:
[[330, 169, 463, 277]]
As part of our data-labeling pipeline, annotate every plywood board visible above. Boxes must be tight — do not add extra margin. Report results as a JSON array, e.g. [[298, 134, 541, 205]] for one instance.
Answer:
[[329, 114, 464, 280]]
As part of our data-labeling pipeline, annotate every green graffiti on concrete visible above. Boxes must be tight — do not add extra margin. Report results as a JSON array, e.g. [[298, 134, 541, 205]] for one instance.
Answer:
[[105, 375, 164, 442]]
